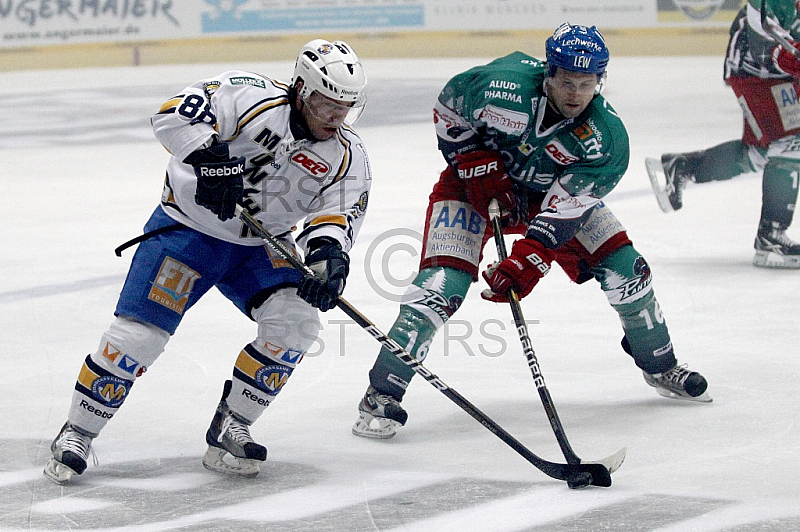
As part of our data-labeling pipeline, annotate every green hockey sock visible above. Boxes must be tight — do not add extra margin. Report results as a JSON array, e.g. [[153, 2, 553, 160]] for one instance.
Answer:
[[594, 245, 676, 374], [367, 266, 472, 399], [690, 140, 755, 183], [761, 157, 799, 227]]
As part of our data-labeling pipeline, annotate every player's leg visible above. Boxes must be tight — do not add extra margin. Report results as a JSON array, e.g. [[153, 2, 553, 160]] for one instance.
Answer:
[[648, 140, 757, 212], [725, 77, 800, 266], [754, 141, 800, 268], [649, 76, 787, 213], [688, 141, 761, 184], [592, 244, 711, 402], [202, 243, 314, 476], [565, 204, 711, 402], [44, 317, 171, 484], [353, 169, 485, 438], [353, 266, 472, 438], [45, 208, 222, 484]]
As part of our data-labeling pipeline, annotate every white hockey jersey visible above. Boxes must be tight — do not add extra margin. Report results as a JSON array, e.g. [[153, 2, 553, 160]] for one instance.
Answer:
[[151, 70, 372, 254]]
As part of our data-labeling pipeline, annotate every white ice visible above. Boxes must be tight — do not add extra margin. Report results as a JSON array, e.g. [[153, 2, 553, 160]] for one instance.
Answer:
[[1, 55, 799, 531]]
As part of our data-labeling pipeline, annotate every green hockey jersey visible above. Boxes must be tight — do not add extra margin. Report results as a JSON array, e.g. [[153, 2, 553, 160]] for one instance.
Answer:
[[434, 51, 629, 200], [432, 51, 630, 248], [725, 0, 800, 80]]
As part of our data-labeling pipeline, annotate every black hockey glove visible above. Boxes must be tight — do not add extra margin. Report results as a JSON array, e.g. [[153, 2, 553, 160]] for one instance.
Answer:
[[184, 140, 245, 221], [297, 238, 350, 312]]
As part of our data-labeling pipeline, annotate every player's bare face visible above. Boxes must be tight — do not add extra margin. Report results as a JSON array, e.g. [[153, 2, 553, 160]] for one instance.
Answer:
[[546, 68, 598, 119], [300, 91, 353, 140]]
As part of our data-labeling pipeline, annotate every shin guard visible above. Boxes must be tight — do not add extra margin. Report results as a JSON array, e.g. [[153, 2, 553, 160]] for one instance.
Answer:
[[68, 317, 169, 435], [228, 345, 295, 424], [761, 157, 799, 228], [594, 245, 676, 374], [367, 267, 471, 399]]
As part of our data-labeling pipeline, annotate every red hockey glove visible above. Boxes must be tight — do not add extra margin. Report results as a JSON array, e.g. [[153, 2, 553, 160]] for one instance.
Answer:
[[454, 150, 515, 218], [481, 238, 554, 303], [773, 43, 800, 78]]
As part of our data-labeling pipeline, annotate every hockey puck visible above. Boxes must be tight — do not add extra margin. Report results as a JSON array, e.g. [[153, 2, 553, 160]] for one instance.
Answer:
[[567, 472, 592, 489]]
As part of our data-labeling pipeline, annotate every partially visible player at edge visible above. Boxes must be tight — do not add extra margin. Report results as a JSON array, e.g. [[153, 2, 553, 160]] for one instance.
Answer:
[[352, 23, 712, 440], [647, 0, 800, 269], [44, 39, 372, 483]]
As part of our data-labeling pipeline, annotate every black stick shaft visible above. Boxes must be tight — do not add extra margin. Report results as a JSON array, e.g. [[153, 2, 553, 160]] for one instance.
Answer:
[[487, 200, 582, 465], [234, 205, 611, 485]]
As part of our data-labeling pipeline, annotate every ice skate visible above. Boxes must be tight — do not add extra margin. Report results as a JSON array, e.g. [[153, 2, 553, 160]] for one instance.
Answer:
[[202, 383, 267, 477], [43, 422, 95, 485], [645, 154, 690, 213], [352, 385, 408, 439], [644, 364, 712, 403], [753, 221, 800, 269]]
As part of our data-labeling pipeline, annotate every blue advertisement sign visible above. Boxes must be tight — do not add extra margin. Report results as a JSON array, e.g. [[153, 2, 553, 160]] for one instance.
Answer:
[[202, 5, 424, 33]]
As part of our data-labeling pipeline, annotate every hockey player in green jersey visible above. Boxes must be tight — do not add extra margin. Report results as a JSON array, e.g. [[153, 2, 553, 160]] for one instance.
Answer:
[[352, 23, 712, 440], [647, 0, 800, 268]]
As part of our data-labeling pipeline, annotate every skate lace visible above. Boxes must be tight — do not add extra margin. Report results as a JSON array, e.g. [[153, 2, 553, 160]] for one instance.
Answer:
[[60, 428, 99, 466], [223, 417, 255, 445], [658, 364, 691, 388], [61, 431, 92, 459], [769, 229, 799, 248], [369, 390, 399, 410]]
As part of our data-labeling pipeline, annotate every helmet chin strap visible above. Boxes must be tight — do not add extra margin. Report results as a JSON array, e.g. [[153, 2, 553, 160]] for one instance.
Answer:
[[288, 84, 314, 141], [595, 72, 607, 94]]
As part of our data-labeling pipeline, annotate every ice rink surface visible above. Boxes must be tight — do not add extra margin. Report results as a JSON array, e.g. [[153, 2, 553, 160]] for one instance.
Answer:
[[1, 55, 799, 531]]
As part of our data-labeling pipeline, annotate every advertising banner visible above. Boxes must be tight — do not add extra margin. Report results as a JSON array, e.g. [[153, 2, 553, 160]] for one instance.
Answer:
[[0, 0, 745, 50], [1, 1, 198, 48], [656, 0, 745, 23]]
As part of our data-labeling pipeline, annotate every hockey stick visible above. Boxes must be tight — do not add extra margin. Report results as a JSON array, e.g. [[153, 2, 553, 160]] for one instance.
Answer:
[[487, 199, 626, 488], [761, 0, 800, 59], [234, 204, 615, 487]]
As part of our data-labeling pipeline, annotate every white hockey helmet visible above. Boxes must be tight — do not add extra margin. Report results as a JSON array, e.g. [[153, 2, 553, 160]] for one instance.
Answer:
[[293, 39, 367, 122]]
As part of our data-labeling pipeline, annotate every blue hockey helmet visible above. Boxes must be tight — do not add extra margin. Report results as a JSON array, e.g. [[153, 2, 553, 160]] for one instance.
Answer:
[[545, 23, 609, 78]]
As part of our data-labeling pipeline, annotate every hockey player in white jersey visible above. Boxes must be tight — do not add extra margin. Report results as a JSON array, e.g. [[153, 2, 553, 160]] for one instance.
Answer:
[[44, 39, 371, 483]]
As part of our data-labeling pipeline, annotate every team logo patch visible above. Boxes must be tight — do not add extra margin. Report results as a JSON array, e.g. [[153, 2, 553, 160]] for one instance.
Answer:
[[230, 76, 266, 88], [148, 257, 201, 314], [433, 105, 471, 141], [609, 256, 652, 304], [406, 288, 464, 324], [351, 191, 369, 218], [544, 139, 580, 165], [117, 354, 142, 376], [255, 365, 293, 395], [101, 342, 121, 363], [633, 256, 649, 276], [291, 149, 330, 178], [203, 81, 221, 97], [91, 375, 130, 408], [264, 341, 304, 365]]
